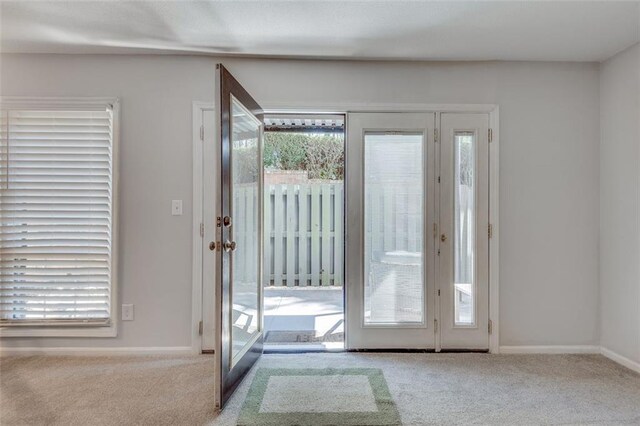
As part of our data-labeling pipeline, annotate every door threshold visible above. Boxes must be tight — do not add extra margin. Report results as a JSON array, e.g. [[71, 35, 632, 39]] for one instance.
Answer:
[[348, 348, 436, 353], [264, 343, 345, 354]]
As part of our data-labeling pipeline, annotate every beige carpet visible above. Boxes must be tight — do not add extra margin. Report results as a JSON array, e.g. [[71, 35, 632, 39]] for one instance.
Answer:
[[0, 355, 216, 425], [2, 353, 640, 425]]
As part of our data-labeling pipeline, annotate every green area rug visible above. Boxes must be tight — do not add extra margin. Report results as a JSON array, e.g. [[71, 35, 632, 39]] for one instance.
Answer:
[[237, 368, 401, 425]]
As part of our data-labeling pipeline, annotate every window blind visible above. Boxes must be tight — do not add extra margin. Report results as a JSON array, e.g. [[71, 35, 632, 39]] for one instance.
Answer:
[[0, 108, 114, 325]]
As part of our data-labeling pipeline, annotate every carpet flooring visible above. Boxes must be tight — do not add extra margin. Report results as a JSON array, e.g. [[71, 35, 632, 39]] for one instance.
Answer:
[[2, 353, 640, 425]]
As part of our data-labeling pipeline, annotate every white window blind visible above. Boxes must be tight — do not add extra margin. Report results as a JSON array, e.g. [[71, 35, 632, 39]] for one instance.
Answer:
[[0, 107, 114, 326]]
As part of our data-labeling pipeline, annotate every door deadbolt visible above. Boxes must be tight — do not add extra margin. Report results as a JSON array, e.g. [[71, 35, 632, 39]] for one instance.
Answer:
[[223, 216, 232, 227], [440, 234, 447, 242], [222, 240, 237, 252], [209, 241, 217, 251]]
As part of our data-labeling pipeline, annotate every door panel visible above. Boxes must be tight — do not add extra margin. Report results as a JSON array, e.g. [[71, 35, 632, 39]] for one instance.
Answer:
[[346, 113, 436, 349], [438, 113, 489, 350], [214, 64, 264, 409]]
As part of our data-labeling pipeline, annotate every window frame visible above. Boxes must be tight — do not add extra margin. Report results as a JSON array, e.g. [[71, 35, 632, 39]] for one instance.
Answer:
[[0, 97, 120, 338]]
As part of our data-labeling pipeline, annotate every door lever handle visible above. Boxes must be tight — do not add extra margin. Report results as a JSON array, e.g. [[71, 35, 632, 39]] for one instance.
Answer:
[[223, 240, 237, 252]]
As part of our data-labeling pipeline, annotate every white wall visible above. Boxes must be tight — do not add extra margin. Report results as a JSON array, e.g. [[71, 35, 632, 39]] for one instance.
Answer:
[[0, 54, 600, 349], [599, 43, 640, 365]]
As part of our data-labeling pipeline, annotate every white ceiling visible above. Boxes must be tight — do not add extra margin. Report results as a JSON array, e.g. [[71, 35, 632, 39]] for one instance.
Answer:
[[1, 1, 639, 62]]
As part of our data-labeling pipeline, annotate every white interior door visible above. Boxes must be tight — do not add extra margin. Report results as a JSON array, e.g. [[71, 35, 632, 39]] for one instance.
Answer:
[[346, 113, 436, 349], [438, 113, 490, 350]]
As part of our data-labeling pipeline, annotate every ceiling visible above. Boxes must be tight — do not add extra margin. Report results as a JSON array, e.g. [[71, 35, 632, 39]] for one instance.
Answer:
[[1, 1, 639, 62]]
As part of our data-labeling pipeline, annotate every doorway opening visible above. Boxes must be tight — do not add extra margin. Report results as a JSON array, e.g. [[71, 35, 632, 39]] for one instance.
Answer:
[[262, 114, 345, 352]]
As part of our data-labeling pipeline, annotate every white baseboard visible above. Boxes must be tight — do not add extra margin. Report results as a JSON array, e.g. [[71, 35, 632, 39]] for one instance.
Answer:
[[600, 346, 640, 374], [0, 346, 197, 356], [499, 345, 600, 354]]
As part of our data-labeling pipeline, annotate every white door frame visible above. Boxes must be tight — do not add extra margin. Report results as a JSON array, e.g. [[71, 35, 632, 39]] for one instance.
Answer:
[[192, 101, 215, 353], [192, 101, 500, 354]]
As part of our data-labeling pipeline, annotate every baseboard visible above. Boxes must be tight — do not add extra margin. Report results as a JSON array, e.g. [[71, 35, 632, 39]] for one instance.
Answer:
[[600, 346, 640, 374], [0, 346, 196, 356], [499, 345, 600, 354]]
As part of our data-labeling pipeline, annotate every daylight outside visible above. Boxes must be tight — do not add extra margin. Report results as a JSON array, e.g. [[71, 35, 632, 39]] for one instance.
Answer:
[[261, 130, 345, 350]]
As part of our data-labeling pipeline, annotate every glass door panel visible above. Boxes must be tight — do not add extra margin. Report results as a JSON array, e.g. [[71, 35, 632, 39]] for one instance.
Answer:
[[454, 131, 476, 326], [364, 133, 424, 325], [230, 96, 261, 366]]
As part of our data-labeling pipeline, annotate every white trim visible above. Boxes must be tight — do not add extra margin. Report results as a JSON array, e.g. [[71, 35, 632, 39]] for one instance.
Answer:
[[263, 101, 498, 114], [0, 97, 120, 339], [488, 107, 500, 354], [0, 346, 194, 357], [193, 101, 499, 353], [191, 101, 215, 353], [600, 346, 640, 374], [499, 345, 600, 354], [191, 102, 204, 354], [0, 96, 119, 110], [191, 101, 215, 355]]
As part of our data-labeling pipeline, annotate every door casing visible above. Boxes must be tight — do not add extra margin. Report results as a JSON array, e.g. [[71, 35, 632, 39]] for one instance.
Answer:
[[193, 103, 500, 354]]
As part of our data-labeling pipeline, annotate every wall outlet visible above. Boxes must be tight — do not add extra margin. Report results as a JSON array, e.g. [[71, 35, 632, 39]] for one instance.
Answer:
[[171, 200, 183, 216], [122, 304, 134, 321]]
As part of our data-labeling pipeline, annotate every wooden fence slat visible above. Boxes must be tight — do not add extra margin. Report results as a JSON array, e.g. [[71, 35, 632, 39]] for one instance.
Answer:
[[273, 185, 284, 286], [286, 185, 296, 286], [368, 185, 378, 264], [263, 185, 272, 286], [247, 185, 255, 284], [395, 189, 405, 251], [298, 185, 309, 286], [333, 184, 343, 286], [236, 187, 245, 282], [321, 184, 331, 286], [383, 186, 394, 252], [310, 185, 321, 286]]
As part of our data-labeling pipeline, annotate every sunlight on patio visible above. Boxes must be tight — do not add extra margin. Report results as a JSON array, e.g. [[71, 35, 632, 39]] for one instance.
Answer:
[[263, 287, 344, 350]]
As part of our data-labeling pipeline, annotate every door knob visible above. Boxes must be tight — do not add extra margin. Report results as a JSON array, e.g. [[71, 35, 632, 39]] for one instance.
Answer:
[[440, 234, 447, 242], [223, 240, 237, 252], [209, 241, 217, 251]]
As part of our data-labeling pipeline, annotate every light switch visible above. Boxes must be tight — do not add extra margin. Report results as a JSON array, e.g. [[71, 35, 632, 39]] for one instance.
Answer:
[[172, 200, 183, 216], [122, 304, 134, 321]]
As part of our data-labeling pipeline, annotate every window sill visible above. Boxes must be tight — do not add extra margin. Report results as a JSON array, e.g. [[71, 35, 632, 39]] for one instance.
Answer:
[[0, 323, 117, 338]]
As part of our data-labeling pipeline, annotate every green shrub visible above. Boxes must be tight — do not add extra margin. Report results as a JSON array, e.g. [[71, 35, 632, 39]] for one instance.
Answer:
[[264, 132, 344, 180]]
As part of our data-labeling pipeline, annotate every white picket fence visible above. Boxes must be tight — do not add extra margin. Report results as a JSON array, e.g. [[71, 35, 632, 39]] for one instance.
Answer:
[[234, 182, 473, 288]]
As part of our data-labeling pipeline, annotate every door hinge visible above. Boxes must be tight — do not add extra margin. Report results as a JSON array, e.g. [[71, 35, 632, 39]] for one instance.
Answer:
[[200, 222, 204, 237], [437, 176, 441, 183], [437, 289, 441, 296], [488, 223, 493, 239], [488, 319, 493, 335], [200, 125, 204, 141], [488, 128, 493, 143], [198, 320, 203, 336], [434, 319, 438, 333], [434, 128, 439, 143]]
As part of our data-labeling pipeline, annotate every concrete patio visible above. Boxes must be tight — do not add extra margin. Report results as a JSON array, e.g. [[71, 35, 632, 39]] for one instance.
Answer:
[[263, 287, 344, 350]]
